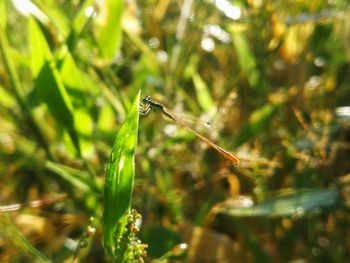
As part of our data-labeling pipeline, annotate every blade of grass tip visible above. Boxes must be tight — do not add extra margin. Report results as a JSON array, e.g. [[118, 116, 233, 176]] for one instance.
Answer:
[[102, 91, 140, 256]]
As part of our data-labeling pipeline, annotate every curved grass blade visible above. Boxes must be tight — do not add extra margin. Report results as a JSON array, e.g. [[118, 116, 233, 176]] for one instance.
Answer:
[[102, 91, 140, 256], [0, 215, 51, 262]]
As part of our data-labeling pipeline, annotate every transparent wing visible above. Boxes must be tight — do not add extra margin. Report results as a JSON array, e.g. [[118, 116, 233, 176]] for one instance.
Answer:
[[163, 107, 213, 134]]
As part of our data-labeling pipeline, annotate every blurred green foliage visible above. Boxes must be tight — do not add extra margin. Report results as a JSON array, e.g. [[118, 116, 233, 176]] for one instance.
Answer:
[[0, 0, 350, 262]]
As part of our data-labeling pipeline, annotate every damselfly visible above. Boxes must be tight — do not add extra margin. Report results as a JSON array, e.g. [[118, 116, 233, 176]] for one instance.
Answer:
[[140, 96, 240, 165]]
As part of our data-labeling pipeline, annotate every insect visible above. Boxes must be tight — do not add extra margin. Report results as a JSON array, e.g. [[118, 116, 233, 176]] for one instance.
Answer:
[[140, 96, 240, 165]]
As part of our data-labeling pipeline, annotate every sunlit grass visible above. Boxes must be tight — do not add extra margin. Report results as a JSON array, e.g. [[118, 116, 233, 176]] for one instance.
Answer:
[[0, 0, 349, 262]]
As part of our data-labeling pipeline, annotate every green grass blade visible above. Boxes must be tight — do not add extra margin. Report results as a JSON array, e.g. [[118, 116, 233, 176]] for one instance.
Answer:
[[0, 215, 51, 262], [94, 0, 124, 61], [220, 189, 341, 217], [102, 91, 140, 256], [45, 161, 100, 194], [29, 17, 51, 78], [192, 72, 215, 113]]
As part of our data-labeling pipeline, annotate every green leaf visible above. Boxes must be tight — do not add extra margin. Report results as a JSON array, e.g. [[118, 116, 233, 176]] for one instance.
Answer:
[[57, 49, 95, 157], [29, 17, 81, 155], [221, 189, 341, 217], [95, 0, 124, 61], [45, 161, 100, 194], [97, 103, 115, 133], [29, 17, 51, 78], [102, 91, 140, 256], [59, 49, 84, 93], [74, 109, 94, 156]]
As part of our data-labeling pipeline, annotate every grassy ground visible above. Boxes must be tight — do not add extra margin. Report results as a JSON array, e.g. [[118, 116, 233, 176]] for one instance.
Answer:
[[1, 0, 350, 262]]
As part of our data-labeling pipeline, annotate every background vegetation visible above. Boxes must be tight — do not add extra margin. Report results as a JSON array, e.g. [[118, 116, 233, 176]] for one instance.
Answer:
[[1, 0, 350, 262]]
